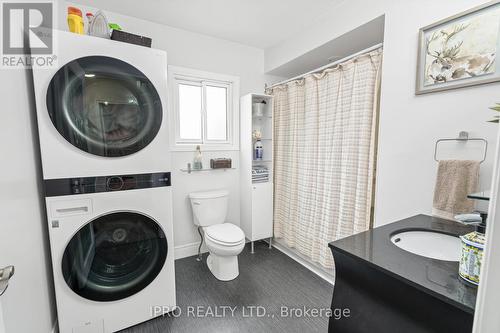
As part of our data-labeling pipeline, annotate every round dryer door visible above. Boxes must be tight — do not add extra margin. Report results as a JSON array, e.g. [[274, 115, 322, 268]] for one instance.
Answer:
[[46, 56, 163, 157], [62, 212, 168, 302]]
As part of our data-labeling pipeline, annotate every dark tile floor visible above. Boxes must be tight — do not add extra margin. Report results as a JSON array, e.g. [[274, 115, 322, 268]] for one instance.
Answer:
[[123, 241, 333, 333]]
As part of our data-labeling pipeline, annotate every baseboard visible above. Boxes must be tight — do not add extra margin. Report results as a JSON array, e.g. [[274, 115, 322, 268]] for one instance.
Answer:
[[270, 240, 335, 285], [174, 239, 253, 260], [174, 241, 208, 260], [175, 239, 335, 286]]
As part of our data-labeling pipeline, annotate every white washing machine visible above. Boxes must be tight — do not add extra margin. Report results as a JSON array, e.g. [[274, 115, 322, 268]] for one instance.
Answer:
[[32, 31, 170, 179], [45, 172, 176, 333]]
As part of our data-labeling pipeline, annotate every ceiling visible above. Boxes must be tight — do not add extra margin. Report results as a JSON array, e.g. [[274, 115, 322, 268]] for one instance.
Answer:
[[267, 15, 385, 78], [71, 0, 343, 49]]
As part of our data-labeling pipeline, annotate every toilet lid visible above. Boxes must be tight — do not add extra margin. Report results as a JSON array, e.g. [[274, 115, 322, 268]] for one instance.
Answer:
[[189, 189, 228, 200], [205, 223, 245, 245]]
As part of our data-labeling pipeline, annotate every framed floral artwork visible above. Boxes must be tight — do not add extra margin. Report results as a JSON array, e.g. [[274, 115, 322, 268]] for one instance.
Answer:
[[416, 1, 500, 94]]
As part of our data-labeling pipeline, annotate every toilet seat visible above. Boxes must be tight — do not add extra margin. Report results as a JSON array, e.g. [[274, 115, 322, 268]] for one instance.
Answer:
[[204, 223, 245, 246], [203, 224, 245, 281]]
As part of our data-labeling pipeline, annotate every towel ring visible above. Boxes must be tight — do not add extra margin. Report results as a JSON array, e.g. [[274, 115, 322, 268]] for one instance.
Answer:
[[434, 131, 488, 163]]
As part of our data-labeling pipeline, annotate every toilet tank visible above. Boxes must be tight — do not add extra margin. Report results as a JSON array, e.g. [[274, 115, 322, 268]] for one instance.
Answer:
[[189, 190, 229, 226]]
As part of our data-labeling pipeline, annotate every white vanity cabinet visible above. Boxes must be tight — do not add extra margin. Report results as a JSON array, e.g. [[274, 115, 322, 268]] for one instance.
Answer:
[[251, 182, 273, 239], [240, 93, 274, 252]]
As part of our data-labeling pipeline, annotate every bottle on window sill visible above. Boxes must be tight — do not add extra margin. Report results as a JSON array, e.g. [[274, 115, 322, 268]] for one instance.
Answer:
[[193, 145, 203, 170]]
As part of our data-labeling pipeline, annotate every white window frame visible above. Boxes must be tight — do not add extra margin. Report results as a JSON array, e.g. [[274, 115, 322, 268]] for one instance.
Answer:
[[168, 65, 240, 151]]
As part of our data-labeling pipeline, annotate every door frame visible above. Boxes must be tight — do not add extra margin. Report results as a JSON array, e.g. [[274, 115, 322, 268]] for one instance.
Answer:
[[0, 299, 5, 333], [473, 124, 500, 332]]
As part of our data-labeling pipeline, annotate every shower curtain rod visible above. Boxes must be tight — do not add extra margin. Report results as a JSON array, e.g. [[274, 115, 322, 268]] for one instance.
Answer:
[[267, 43, 383, 89]]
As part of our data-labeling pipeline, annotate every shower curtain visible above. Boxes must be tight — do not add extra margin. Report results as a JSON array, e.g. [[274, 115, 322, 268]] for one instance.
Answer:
[[267, 48, 382, 269]]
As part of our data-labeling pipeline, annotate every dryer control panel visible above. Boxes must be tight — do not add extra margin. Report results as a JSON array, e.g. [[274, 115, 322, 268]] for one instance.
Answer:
[[44, 172, 171, 197]]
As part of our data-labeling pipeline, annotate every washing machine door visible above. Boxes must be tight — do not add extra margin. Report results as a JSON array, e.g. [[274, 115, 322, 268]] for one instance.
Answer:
[[61, 212, 168, 302], [46, 56, 163, 157]]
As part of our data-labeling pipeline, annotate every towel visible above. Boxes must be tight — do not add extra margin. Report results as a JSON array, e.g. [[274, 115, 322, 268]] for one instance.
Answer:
[[432, 160, 480, 220]]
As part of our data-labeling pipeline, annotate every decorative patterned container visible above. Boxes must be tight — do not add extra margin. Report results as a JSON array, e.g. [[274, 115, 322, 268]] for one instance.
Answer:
[[459, 231, 486, 285]]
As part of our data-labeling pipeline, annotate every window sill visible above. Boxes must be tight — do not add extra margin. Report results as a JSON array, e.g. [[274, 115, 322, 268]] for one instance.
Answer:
[[170, 144, 239, 152]]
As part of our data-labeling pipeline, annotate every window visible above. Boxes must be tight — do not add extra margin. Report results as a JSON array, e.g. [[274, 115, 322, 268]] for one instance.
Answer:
[[168, 66, 239, 150]]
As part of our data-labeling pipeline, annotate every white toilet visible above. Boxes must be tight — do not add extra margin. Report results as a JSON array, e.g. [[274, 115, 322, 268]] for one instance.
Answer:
[[189, 189, 246, 281]]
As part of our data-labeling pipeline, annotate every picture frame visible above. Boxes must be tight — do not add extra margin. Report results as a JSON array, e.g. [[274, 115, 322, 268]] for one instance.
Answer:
[[416, 1, 500, 94]]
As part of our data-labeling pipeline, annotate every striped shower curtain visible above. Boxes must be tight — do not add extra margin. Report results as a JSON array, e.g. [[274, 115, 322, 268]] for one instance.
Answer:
[[267, 48, 382, 269]]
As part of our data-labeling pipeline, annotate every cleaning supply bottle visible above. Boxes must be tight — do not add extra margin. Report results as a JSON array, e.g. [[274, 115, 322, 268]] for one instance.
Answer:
[[88, 10, 111, 38], [67, 7, 84, 34], [193, 145, 203, 170], [254, 140, 263, 160], [85, 13, 94, 35]]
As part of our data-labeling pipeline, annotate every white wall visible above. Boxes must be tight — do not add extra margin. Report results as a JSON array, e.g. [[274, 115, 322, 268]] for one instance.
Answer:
[[62, 2, 271, 255], [0, 55, 56, 333], [0, 3, 271, 332], [6, 1, 496, 332], [265, 0, 499, 226]]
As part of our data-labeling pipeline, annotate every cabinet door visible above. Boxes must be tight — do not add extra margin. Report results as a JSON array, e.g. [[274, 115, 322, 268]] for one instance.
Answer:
[[251, 182, 273, 240]]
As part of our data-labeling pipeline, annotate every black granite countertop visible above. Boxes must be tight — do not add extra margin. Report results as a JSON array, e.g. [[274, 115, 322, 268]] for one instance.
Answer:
[[329, 214, 477, 314]]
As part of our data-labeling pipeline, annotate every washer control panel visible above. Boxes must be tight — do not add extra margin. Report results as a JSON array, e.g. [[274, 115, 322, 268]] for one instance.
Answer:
[[44, 172, 171, 197]]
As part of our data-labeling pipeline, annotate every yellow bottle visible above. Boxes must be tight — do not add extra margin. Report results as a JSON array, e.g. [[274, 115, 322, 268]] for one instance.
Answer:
[[67, 7, 84, 34]]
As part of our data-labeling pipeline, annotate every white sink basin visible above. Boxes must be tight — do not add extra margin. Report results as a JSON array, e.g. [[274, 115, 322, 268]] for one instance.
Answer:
[[390, 230, 461, 262]]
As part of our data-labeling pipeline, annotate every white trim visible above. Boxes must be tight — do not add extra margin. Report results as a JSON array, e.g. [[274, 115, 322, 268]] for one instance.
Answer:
[[172, 79, 203, 145], [174, 241, 208, 260], [203, 81, 232, 145], [51, 320, 59, 333], [167, 65, 240, 152], [174, 240, 255, 260], [473, 124, 500, 333], [170, 145, 240, 152], [0, 300, 4, 333], [174, 239, 335, 286], [271, 240, 334, 285]]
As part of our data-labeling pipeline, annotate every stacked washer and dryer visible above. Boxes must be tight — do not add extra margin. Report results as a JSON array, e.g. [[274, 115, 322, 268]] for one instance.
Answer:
[[32, 31, 176, 333]]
